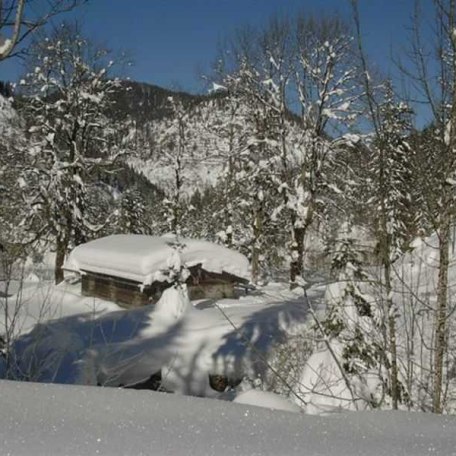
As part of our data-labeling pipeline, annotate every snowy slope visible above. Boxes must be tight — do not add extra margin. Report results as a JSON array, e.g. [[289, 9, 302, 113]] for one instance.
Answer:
[[128, 95, 303, 196], [127, 97, 237, 194], [0, 379, 455, 456]]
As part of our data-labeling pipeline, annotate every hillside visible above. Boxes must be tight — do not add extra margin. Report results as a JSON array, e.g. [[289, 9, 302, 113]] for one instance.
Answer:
[[109, 80, 225, 123], [113, 80, 303, 196]]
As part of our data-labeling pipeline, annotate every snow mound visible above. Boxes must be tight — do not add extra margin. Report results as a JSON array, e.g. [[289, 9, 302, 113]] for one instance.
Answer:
[[64, 234, 250, 285], [0, 280, 120, 338], [296, 341, 381, 415], [153, 285, 192, 321], [233, 389, 301, 413]]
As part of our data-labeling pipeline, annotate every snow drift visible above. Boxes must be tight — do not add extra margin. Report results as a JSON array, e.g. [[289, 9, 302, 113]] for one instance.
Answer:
[[0, 379, 454, 456]]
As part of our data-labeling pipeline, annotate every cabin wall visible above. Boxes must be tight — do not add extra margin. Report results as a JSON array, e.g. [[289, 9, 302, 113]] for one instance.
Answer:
[[187, 265, 240, 300], [81, 266, 242, 308], [82, 274, 149, 308]]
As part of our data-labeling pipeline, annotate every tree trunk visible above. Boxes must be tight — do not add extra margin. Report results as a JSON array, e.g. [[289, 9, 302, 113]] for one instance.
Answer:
[[290, 199, 315, 288], [290, 226, 305, 286], [433, 216, 450, 413], [225, 209, 233, 248], [384, 258, 399, 410], [251, 208, 263, 285], [54, 236, 66, 284]]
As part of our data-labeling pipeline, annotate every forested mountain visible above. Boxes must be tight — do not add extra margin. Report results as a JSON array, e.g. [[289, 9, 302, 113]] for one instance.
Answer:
[[109, 80, 225, 123]]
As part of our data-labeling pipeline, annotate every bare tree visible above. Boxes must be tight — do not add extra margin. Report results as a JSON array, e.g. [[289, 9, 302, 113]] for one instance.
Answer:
[[0, 0, 87, 61], [403, 0, 456, 414]]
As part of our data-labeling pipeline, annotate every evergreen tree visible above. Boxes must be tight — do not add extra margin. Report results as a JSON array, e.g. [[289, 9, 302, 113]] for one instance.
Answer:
[[322, 223, 383, 390], [116, 187, 149, 235]]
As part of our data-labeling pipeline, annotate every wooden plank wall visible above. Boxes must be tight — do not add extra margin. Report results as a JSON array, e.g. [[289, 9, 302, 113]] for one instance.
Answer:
[[81, 264, 242, 308]]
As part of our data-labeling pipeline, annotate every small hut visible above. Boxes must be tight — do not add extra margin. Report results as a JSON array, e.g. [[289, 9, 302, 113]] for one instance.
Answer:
[[64, 235, 250, 308]]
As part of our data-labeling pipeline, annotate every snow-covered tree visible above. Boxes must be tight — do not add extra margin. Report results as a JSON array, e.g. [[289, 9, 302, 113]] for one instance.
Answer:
[[322, 223, 383, 400], [115, 187, 149, 235], [209, 15, 359, 283], [154, 96, 194, 235], [207, 86, 248, 248], [0, 94, 23, 242], [352, 0, 416, 408], [18, 23, 130, 283], [216, 62, 285, 282], [286, 16, 359, 285]]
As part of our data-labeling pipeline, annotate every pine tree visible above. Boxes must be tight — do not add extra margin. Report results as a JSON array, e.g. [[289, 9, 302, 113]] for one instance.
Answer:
[[116, 187, 148, 235], [322, 223, 383, 392]]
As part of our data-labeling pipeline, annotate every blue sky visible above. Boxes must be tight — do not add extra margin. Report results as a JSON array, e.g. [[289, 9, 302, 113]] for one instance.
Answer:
[[0, 0, 432, 93]]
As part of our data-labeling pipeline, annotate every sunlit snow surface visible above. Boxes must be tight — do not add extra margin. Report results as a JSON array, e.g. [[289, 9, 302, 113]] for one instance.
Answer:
[[7, 282, 311, 397], [0, 379, 455, 456]]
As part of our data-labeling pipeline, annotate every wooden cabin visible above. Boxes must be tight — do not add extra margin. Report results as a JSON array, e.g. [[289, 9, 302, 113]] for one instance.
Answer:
[[64, 235, 250, 309]]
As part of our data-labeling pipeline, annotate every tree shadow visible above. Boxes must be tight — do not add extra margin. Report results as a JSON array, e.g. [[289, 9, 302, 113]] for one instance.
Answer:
[[8, 286, 323, 398], [10, 304, 185, 386], [212, 295, 311, 382]]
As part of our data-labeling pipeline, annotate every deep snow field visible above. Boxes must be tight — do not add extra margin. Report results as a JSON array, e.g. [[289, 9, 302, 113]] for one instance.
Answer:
[[1, 379, 455, 456]]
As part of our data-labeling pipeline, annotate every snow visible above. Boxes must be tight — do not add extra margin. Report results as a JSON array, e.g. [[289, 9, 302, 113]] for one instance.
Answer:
[[130, 155, 225, 196], [210, 82, 227, 93], [8, 229, 456, 419], [64, 234, 250, 285], [297, 230, 456, 415], [0, 35, 11, 56], [233, 389, 302, 413], [389, 232, 456, 411], [296, 340, 380, 415], [154, 281, 192, 321], [0, 379, 455, 456], [0, 280, 120, 338], [8, 282, 309, 397]]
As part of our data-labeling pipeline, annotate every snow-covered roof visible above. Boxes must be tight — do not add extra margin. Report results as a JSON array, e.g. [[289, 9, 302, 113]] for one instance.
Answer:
[[64, 234, 250, 286]]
